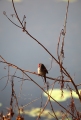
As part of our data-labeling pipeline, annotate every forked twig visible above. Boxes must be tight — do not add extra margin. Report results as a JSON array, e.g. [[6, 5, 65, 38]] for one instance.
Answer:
[[10, 0, 81, 101]]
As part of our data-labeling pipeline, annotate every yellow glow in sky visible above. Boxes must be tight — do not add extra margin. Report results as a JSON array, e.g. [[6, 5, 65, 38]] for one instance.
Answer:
[[62, 0, 77, 2], [0, 103, 2, 107], [20, 108, 62, 119], [43, 89, 80, 102], [59, 0, 77, 2], [7, 0, 22, 2]]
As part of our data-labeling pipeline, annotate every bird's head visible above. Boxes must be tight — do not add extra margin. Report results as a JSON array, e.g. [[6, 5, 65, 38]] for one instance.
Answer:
[[38, 63, 41, 68]]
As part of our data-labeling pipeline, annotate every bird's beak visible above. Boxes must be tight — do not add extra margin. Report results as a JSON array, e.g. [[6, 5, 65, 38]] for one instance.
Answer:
[[38, 64, 40, 67]]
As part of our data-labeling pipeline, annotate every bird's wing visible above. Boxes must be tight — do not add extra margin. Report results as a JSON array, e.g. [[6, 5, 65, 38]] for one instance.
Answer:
[[41, 64, 48, 73]]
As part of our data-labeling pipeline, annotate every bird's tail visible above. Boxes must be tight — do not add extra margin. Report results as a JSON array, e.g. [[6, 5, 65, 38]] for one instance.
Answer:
[[44, 75, 46, 83]]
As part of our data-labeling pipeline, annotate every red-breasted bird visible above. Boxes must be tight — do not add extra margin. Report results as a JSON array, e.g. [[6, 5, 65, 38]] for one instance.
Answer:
[[37, 63, 48, 83]]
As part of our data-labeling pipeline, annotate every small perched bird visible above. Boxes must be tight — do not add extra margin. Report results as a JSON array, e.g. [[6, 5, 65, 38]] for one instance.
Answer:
[[37, 63, 48, 83]]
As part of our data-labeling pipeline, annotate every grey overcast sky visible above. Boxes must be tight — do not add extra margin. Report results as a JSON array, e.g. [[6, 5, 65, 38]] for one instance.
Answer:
[[0, 0, 81, 118], [0, 0, 81, 80]]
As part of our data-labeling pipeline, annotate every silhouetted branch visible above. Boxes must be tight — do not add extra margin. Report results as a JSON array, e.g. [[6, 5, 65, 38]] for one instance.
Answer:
[[0, 56, 76, 118], [11, 0, 81, 101]]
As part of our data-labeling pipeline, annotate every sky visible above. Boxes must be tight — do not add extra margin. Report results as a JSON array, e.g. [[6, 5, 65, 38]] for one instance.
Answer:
[[0, 0, 81, 119]]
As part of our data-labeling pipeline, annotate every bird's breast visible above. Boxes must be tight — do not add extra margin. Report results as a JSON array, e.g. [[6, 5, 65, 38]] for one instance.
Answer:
[[37, 68, 44, 76]]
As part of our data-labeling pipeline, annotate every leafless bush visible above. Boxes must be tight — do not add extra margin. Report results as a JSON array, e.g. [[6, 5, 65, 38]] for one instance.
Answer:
[[0, 0, 81, 120]]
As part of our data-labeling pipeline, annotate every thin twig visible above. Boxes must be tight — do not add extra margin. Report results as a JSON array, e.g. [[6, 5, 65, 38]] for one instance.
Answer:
[[0, 56, 77, 118], [11, 0, 81, 101]]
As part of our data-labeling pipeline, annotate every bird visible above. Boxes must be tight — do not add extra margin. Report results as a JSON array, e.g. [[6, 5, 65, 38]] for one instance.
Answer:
[[37, 63, 48, 83]]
